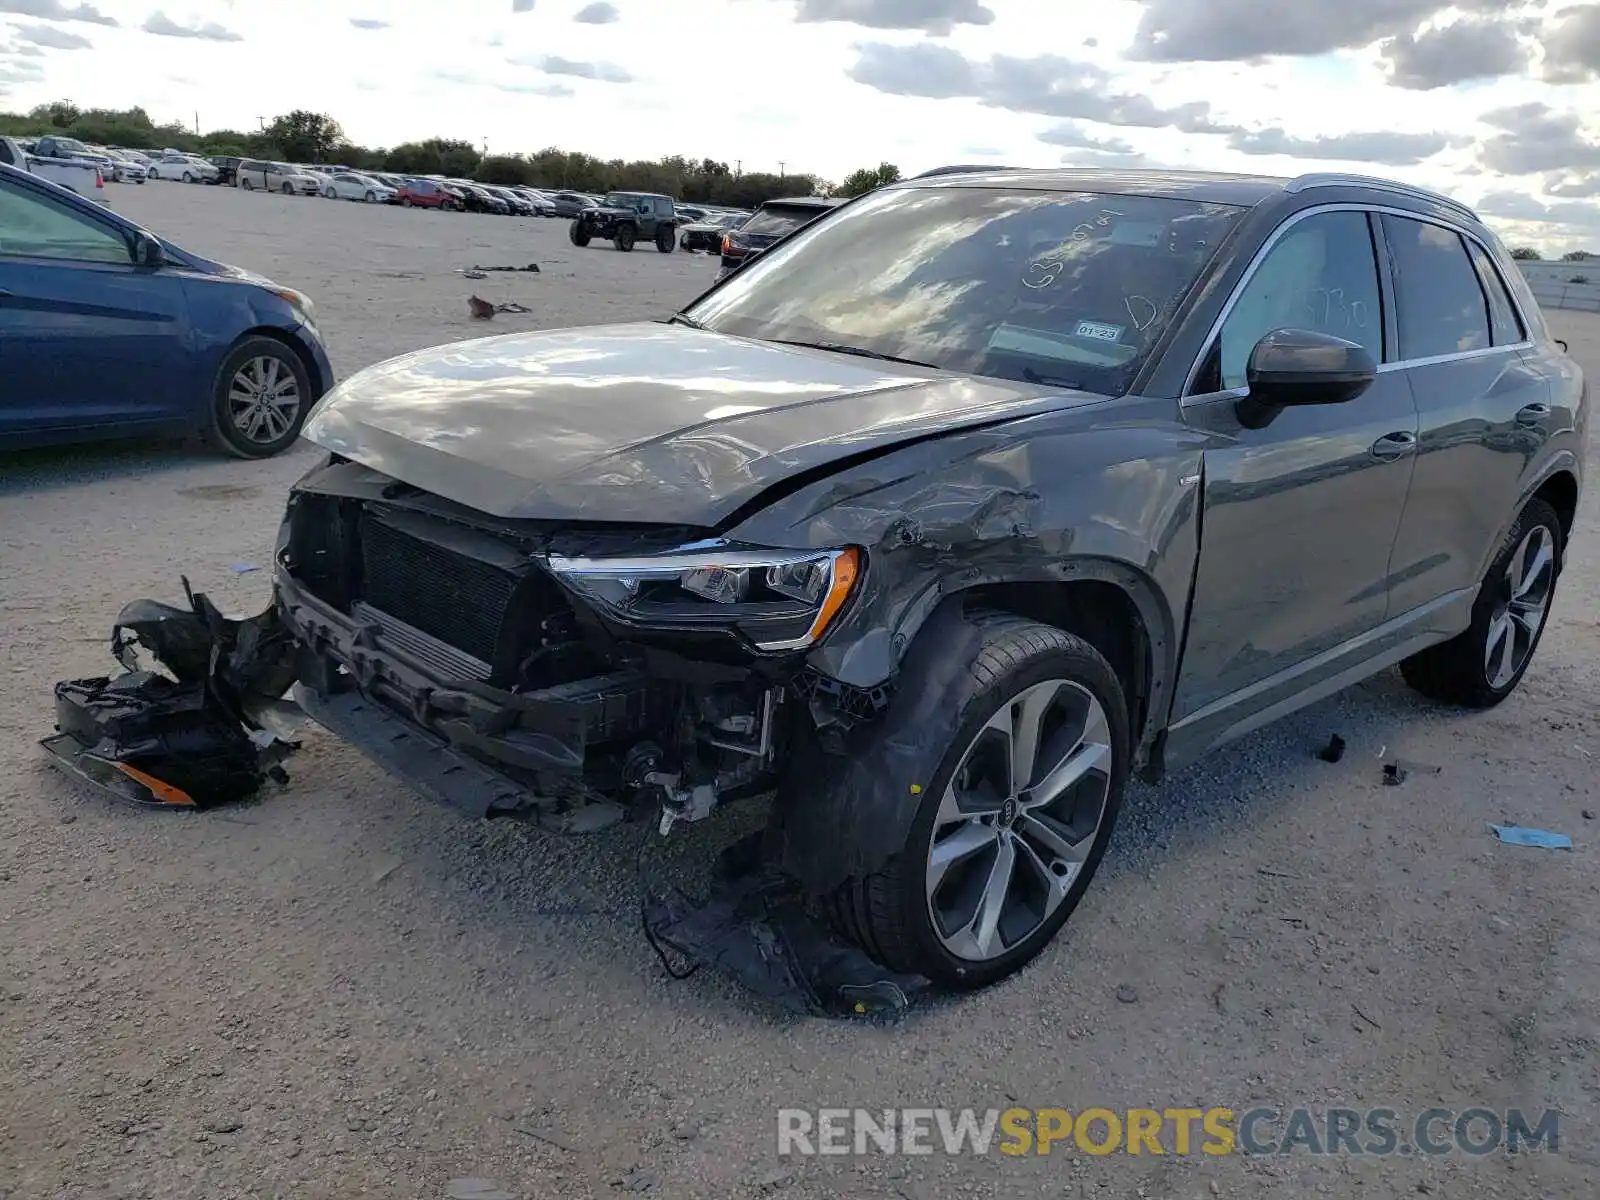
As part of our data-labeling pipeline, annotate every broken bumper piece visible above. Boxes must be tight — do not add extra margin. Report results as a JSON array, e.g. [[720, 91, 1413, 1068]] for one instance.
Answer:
[[43, 580, 302, 810]]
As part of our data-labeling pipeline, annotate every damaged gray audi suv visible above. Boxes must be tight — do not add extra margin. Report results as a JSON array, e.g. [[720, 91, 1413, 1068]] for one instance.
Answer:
[[275, 167, 1585, 988]]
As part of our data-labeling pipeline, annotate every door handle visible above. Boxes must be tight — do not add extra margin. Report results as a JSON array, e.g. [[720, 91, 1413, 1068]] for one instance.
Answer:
[[1371, 431, 1418, 460], [1516, 402, 1551, 425]]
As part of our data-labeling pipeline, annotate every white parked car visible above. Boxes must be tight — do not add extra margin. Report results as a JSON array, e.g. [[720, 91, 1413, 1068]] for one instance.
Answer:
[[146, 153, 218, 183], [97, 148, 148, 183], [321, 171, 395, 203]]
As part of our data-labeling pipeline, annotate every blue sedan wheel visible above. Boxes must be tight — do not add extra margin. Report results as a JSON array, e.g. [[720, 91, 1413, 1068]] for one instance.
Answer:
[[206, 337, 311, 458]]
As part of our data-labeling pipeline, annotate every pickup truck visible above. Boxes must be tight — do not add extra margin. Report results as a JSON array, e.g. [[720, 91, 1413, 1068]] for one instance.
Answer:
[[0, 135, 108, 203]]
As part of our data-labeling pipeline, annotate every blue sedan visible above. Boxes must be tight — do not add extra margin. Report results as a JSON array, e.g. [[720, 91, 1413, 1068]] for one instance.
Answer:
[[0, 161, 334, 457]]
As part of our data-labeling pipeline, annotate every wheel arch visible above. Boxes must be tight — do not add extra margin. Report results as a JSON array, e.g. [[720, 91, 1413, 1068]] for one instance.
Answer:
[[1534, 467, 1579, 550]]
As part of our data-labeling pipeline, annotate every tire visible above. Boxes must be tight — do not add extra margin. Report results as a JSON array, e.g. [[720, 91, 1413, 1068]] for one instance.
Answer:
[[241, 177, 253, 190], [656, 226, 675, 253], [680, 234, 692, 249], [282, 183, 294, 195], [182, 171, 193, 183], [1399, 498, 1562, 708], [614, 224, 636, 252], [822, 613, 1130, 989], [569, 220, 591, 247], [204, 337, 313, 460], [442, 199, 457, 212], [399, 194, 412, 206], [364, 190, 376, 202], [147, 167, 159, 180], [323, 188, 336, 199]]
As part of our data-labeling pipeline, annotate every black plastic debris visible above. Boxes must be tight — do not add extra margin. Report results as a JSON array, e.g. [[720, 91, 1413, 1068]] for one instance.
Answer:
[[1382, 762, 1406, 786], [42, 578, 300, 809], [642, 834, 929, 1018], [1316, 734, 1347, 763]]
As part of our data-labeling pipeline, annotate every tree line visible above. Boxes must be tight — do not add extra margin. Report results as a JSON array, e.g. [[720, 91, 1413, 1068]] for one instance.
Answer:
[[2, 102, 903, 208]]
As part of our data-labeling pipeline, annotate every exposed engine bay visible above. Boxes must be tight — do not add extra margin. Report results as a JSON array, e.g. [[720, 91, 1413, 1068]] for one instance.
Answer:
[[275, 457, 879, 837]]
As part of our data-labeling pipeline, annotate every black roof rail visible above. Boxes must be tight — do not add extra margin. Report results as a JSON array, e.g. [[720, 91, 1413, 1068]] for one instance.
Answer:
[[1283, 172, 1477, 220], [912, 164, 1019, 179]]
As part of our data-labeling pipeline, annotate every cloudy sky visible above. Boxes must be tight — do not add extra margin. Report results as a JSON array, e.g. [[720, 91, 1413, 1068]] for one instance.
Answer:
[[3, 0, 1600, 249]]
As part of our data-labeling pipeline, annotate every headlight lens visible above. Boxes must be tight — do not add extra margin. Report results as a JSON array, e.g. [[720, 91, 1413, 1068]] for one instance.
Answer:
[[548, 543, 861, 651], [274, 287, 316, 324]]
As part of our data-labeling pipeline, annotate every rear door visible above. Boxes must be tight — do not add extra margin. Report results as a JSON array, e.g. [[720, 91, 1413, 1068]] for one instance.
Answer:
[[1168, 207, 1419, 751], [0, 172, 193, 436], [1379, 214, 1552, 617]]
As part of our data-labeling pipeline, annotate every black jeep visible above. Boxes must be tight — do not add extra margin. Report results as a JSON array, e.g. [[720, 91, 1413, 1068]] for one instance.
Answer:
[[569, 191, 678, 252]]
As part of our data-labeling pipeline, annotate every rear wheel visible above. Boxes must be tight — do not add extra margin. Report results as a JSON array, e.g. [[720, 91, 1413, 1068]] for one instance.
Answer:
[[614, 224, 636, 252], [399, 194, 412, 206], [1399, 498, 1562, 707], [569, 220, 591, 247], [205, 337, 312, 459], [819, 614, 1129, 989], [656, 225, 675, 253]]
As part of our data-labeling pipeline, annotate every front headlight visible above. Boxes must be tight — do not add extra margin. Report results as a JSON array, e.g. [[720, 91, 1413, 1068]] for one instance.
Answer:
[[274, 287, 316, 325], [547, 543, 862, 652]]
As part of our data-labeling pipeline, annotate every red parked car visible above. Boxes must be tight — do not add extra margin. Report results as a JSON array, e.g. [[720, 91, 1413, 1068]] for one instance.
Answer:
[[395, 178, 458, 210]]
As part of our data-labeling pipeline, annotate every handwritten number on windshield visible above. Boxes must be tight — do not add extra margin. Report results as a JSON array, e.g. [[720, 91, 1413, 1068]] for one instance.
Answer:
[[1021, 211, 1127, 289]]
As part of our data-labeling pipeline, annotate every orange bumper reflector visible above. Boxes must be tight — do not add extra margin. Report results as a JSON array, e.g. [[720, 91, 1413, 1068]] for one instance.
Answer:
[[113, 762, 196, 807]]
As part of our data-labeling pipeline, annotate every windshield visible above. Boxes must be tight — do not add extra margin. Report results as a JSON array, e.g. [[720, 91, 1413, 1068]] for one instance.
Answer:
[[741, 204, 828, 237], [687, 185, 1244, 395]]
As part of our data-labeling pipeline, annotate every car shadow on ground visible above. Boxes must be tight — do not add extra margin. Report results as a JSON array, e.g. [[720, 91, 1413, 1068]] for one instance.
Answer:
[[0, 438, 224, 497]]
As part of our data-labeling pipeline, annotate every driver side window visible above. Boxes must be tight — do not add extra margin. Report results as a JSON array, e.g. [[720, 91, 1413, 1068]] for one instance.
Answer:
[[0, 176, 132, 264], [1217, 210, 1383, 390]]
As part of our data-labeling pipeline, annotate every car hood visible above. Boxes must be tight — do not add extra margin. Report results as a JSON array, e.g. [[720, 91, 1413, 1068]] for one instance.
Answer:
[[300, 322, 1101, 525]]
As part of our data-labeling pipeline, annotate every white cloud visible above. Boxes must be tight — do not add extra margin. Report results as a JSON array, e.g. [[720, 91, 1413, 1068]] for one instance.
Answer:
[[0, 0, 1595, 248]]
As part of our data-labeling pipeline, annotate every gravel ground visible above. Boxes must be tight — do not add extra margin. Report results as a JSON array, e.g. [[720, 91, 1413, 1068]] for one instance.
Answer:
[[1, 182, 1597, 1200]]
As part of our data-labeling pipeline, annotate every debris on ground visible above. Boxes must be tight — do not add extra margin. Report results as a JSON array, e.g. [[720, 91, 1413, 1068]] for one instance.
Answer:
[[1584, 809, 1596, 820], [1488, 824, 1574, 849], [1382, 758, 1442, 786], [468, 295, 534, 319], [445, 1179, 516, 1200], [40, 578, 300, 810], [229, 563, 260, 574], [1316, 734, 1347, 763], [642, 833, 928, 1017], [1115, 984, 1139, 1004]]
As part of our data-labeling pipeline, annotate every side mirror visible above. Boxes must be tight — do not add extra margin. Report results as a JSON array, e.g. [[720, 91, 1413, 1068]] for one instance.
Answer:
[[133, 232, 165, 269], [1236, 328, 1376, 429]]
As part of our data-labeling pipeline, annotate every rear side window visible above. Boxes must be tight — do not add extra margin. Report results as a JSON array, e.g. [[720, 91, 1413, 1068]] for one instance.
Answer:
[[1464, 239, 1525, 346], [1381, 215, 1491, 360]]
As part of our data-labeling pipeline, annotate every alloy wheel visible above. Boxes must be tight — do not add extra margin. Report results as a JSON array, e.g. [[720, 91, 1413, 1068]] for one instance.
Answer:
[[227, 356, 301, 446], [925, 679, 1113, 962], [1485, 524, 1555, 689]]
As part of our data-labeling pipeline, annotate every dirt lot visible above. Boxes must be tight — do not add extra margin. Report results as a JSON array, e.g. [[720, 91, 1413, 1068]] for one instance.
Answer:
[[1, 182, 1597, 1200]]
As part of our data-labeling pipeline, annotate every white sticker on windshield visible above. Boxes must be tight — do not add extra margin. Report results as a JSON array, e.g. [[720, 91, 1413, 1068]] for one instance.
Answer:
[[1074, 320, 1125, 343]]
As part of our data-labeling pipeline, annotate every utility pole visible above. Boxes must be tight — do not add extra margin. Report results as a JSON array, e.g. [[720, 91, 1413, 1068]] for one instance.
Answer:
[[193, 112, 199, 135], [735, 159, 742, 178], [778, 160, 785, 180]]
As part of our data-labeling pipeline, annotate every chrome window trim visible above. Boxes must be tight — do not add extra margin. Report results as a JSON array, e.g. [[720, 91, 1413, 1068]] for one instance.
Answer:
[[1181, 202, 1534, 403]]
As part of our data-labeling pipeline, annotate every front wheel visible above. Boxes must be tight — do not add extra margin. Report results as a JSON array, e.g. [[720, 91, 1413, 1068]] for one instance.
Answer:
[[815, 613, 1129, 989], [240, 177, 253, 190], [614, 224, 636, 252], [365, 190, 376, 202], [182, 171, 193, 183], [147, 168, 159, 180], [1399, 498, 1562, 707], [569, 220, 591, 247], [282, 183, 294, 194], [323, 188, 336, 199], [205, 337, 312, 459]]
